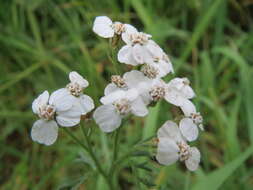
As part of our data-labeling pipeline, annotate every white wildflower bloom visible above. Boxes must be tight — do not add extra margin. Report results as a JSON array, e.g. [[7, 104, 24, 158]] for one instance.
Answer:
[[148, 79, 167, 102], [93, 88, 148, 132], [179, 118, 199, 142], [156, 120, 201, 171], [164, 77, 195, 106], [180, 100, 204, 139], [31, 90, 81, 145], [141, 47, 174, 79], [66, 71, 95, 115], [104, 70, 152, 105], [118, 30, 163, 66], [180, 100, 203, 129], [92, 16, 137, 38]]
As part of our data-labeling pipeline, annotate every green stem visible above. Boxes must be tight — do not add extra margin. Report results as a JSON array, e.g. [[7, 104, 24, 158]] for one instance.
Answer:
[[62, 128, 88, 151], [108, 127, 121, 177], [80, 124, 114, 190], [63, 127, 114, 190], [112, 127, 120, 161]]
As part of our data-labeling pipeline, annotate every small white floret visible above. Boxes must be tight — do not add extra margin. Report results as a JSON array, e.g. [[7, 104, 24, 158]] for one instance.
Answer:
[[93, 104, 122, 132], [179, 118, 199, 142], [93, 16, 114, 38], [31, 119, 58, 146]]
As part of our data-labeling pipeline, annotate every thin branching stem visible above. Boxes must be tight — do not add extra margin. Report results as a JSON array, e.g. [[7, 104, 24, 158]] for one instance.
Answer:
[[112, 127, 120, 161], [80, 124, 115, 189], [63, 127, 114, 190]]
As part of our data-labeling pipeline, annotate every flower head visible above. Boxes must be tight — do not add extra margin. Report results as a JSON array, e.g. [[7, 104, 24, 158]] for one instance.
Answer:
[[31, 72, 94, 145], [93, 16, 137, 38], [31, 89, 83, 145], [65, 71, 94, 115], [118, 30, 163, 66], [93, 89, 148, 132], [164, 77, 195, 106], [156, 120, 201, 171]]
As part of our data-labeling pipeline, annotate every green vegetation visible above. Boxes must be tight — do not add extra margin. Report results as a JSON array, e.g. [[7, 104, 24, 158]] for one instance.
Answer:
[[1, 0, 253, 189]]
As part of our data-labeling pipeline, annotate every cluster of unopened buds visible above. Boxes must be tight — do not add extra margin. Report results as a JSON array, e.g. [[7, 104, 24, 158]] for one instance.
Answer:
[[31, 16, 204, 171]]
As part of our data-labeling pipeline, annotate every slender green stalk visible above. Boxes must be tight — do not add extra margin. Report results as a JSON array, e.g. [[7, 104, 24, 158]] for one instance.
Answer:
[[108, 127, 121, 181], [63, 127, 114, 190], [112, 127, 120, 161], [80, 124, 114, 190], [62, 128, 89, 151]]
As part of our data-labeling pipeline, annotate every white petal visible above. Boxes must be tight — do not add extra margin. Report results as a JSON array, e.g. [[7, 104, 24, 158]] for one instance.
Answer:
[[31, 119, 58, 146], [185, 147, 201, 171], [167, 78, 184, 89], [131, 97, 148, 117], [118, 45, 138, 66], [164, 89, 186, 106], [32, 91, 49, 114], [182, 85, 195, 99], [93, 104, 122, 133], [56, 116, 80, 127], [123, 70, 151, 89], [101, 89, 138, 105], [157, 120, 183, 142], [49, 88, 74, 112], [92, 16, 114, 38], [121, 24, 138, 44], [100, 90, 125, 105], [179, 118, 199, 142], [180, 99, 196, 117], [69, 71, 89, 88], [156, 60, 174, 77], [124, 88, 139, 101], [56, 101, 82, 127], [104, 83, 119, 96], [133, 44, 146, 64], [78, 94, 95, 114], [156, 137, 179, 165], [146, 40, 164, 58], [167, 78, 195, 99]]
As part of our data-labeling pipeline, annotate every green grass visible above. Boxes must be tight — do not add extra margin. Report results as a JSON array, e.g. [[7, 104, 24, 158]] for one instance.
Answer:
[[1, 0, 253, 189]]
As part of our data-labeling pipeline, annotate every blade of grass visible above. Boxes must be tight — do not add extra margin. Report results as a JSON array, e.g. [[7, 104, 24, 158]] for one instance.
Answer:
[[192, 146, 253, 190]]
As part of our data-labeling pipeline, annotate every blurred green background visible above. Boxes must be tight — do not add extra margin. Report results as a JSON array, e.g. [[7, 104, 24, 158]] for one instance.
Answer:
[[1, 0, 253, 189]]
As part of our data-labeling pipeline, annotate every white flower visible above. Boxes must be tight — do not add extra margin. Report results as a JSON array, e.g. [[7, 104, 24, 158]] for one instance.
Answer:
[[164, 77, 195, 106], [92, 16, 136, 38], [111, 75, 195, 107], [141, 47, 174, 79], [93, 88, 148, 132], [118, 30, 164, 66], [31, 90, 82, 145], [65, 71, 94, 115], [104, 70, 153, 105], [156, 120, 201, 171], [179, 101, 204, 141], [147, 79, 167, 102]]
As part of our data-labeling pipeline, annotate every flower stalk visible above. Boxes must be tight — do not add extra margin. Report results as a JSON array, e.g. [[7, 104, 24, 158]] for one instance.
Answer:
[[64, 126, 114, 190]]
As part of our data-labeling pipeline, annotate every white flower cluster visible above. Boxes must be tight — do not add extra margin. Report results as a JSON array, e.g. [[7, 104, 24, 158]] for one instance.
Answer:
[[31, 72, 94, 145], [93, 16, 203, 171]]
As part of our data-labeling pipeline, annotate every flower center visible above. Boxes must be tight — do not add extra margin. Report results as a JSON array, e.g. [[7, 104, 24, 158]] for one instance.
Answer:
[[38, 105, 55, 120], [162, 54, 170, 62], [149, 86, 166, 101], [66, 82, 83, 97], [130, 32, 151, 45], [113, 98, 131, 115], [177, 141, 190, 161], [141, 64, 159, 79], [190, 112, 204, 130], [111, 75, 126, 88], [153, 56, 160, 62], [112, 22, 125, 35], [182, 78, 190, 86]]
